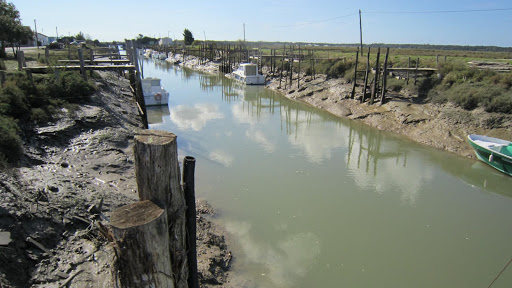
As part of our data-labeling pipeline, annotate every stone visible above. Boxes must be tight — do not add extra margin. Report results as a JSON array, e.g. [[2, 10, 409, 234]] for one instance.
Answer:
[[0, 231, 12, 246]]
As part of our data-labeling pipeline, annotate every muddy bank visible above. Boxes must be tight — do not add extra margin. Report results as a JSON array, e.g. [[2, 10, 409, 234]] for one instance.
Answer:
[[264, 73, 512, 158], [167, 54, 512, 158], [0, 71, 231, 287]]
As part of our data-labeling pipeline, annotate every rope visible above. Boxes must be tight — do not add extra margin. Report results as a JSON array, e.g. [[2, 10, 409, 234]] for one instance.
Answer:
[[488, 256, 512, 288]]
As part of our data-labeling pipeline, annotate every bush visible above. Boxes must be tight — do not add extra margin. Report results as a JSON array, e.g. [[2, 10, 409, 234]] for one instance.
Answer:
[[30, 108, 49, 123], [58, 72, 96, 102], [0, 81, 30, 119], [485, 93, 512, 113], [0, 115, 22, 164]]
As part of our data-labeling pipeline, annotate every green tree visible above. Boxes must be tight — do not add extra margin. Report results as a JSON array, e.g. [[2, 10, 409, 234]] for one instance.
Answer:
[[75, 32, 85, 41], [183, 29, 194, 45], [0, 2, 33, 57]]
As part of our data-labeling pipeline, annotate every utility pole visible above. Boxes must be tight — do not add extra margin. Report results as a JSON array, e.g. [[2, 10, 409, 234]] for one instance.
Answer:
[[243, 23, 246, 43], [34, 19, 39, 48], [203, 30, 206, 42], [359, 9, 363, 56], [56, 27, 59, 40]]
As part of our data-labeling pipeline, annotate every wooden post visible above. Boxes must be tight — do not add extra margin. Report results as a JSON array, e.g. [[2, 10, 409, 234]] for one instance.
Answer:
[[90, 49, 94, 65], [78, 48, 87, 81], [297, 45, 301, 89], [414, 58, 419, 86], [436, 55, 439, 67], [17, 50, 26, 70], [380, 47, 389, 105], [183, 156, 198, 288], [0, 71, 5, 88], [134, 130, 188, 288], [351, 47, 359, 99], [361, 47, 370, 103], [289, 46, 293, 89], [406, 57, 410, 85], [369, 47, 380, 105], [45, 47, 50, 63], [111, 200, 175, 288], [129, 40, 148, 129], [54, 69, 60, 81]]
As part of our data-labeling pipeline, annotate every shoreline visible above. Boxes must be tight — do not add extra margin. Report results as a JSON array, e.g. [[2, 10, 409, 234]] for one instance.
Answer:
[[0, 71, 231, 287], [168, 53, 512, 159]]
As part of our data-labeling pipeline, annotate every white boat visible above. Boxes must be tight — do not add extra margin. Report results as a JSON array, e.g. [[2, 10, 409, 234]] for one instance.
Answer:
[[232, 63, 265, 85], [141, 77, 169, 106], [143, 49, 153, 58]]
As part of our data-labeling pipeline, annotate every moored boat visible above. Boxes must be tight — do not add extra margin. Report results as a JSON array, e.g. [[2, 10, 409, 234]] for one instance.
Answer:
[[232, 63, 265, 85], [141, 77, 170, 106], [467, 134, 512, 176]]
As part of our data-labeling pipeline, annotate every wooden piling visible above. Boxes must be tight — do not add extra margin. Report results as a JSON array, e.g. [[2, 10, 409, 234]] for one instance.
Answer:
[[351, 47, 359, 99], [369, 47, 380, 105], [361, 47, 371, 103], [45, 47, 49, 63], [406, 57, 410, 85], [183, 156, 198, 288], [380, 47, 389, 105], [0, 71, 5, 88], [111, 200, 175, 288], [133, 130, 188, 288], [78, 48, 87, 81], [414, 58, 419, 85]]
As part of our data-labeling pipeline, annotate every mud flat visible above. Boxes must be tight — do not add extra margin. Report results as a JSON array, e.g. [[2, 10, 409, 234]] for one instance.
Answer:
[[0, 71, 231, 287]]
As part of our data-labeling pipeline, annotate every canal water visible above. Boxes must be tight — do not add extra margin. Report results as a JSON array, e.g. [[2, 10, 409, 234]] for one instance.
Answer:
[[142, 59, 512, 288]]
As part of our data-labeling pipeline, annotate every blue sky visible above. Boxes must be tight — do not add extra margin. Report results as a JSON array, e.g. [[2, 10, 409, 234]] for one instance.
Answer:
[[12, 0, 512, 47]]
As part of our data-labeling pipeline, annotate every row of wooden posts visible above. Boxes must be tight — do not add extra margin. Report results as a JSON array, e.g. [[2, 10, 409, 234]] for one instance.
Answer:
[[107, 41, 201, 287]]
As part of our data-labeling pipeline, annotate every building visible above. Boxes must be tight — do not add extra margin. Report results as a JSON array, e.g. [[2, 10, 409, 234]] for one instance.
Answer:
[[31, 32, 49, 46], [159, 37, 173, 46]]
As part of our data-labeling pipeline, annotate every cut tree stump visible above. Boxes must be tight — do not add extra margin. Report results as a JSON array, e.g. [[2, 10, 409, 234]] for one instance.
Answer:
[[111, 200, 175, 288], [134, 130, 188, 288]]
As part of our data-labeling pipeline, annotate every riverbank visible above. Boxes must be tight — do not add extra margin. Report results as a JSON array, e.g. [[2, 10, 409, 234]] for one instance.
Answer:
[[0, 70, 231, 287], [168, 53, 512, 158]]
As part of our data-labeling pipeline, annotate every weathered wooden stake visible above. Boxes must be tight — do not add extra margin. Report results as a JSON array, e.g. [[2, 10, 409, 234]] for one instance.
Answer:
[[380, 47, 390, 105], [414, 58, 419, 86], [111, 200, 175, 288], [351, 47, 359, 99], [134, 130, 188, 288], [369, 47, 380, 105], [406, 57, 410, 85], [361, 47, 371, 103], [183, 156, 198, 288], [78, 48, 87, 81], [0, 71, 5, 88], [45, 47, 50, 63]]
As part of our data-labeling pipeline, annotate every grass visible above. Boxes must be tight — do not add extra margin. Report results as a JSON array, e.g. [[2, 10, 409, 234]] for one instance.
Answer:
[[0, 48, 98, 168]]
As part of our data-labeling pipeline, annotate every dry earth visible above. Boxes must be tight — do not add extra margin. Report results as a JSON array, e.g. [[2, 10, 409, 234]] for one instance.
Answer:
[[0, 71, 231, 287]]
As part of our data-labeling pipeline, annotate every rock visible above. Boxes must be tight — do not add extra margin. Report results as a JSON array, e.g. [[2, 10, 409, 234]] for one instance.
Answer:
[[0, 231, 11, 246]]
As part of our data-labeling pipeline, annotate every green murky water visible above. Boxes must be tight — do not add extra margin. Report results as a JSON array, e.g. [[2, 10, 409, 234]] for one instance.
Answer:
[[143, 59, 512, 288]]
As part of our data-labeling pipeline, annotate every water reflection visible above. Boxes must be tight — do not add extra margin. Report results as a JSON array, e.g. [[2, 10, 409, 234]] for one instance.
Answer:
[[226, 221, 321, 287], [170, 103, 224, 131], [146, 105, 170, 124], [143, 61, 512, 288]]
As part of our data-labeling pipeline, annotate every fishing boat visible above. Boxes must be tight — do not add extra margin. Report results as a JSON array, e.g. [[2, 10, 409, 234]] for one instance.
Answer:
[[141, 77, 169, 106], [467, 134, 512, 176], [232, 63, 265, 85]]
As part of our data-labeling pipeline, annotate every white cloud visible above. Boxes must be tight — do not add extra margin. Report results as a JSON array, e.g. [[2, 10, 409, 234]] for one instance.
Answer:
[[170, 103, 223, 131]]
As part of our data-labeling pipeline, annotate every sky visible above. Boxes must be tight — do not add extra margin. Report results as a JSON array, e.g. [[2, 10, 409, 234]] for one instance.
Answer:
[[11, 0, 512, 47]]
